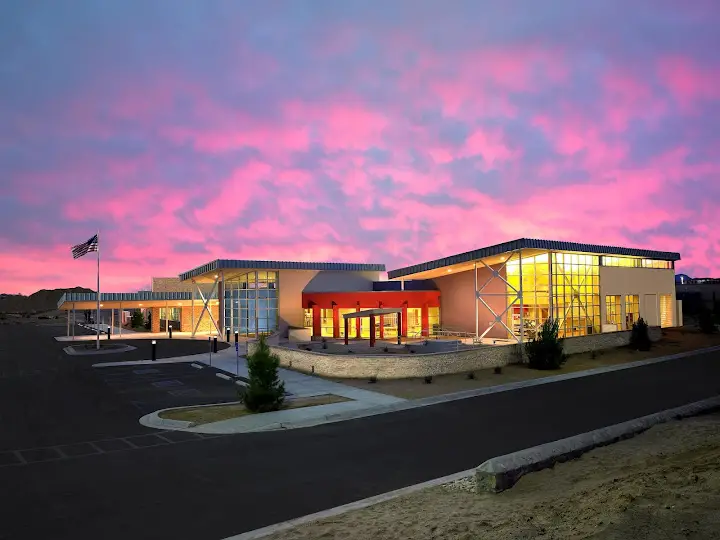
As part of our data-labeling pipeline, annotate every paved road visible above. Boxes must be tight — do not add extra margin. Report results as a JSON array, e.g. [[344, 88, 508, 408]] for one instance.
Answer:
[[1, 323, 719, 540]]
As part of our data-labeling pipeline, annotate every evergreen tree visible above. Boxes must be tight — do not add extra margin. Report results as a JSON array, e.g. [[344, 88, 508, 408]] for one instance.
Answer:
[[630, 318, 652, 350], [241, 335, 285, 412]]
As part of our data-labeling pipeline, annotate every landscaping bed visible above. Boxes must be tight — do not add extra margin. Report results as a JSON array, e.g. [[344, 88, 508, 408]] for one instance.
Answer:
[[332, 328, 720, 399], [158, 394, 352, 426]]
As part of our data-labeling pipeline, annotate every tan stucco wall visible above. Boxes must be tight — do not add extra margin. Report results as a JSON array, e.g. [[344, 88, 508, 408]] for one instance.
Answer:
[[599, 267, 676, 327], [433, 265, 507, 338]]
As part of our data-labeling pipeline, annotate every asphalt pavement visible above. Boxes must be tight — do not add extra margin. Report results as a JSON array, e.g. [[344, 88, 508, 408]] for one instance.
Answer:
[[1, 322, 719, 540]]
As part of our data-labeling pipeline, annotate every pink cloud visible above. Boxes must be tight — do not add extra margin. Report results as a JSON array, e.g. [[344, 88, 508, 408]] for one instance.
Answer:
[[657, 56, 720, 111]]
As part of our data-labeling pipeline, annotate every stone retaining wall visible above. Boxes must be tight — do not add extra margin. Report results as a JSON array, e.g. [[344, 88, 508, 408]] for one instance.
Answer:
[[563, 326, 662, 355], [250, 326, 663, 379]]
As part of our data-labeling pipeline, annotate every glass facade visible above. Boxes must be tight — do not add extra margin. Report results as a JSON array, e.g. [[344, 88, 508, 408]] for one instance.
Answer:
[[552, 253, 601, 336], [505, 251, 601, 339], [224, 271, 279, 336], [506, 253, 551, 339]]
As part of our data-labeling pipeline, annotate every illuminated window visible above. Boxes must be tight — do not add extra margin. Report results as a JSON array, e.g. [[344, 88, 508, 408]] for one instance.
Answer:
[[427, 307, 441, 335], [506, 253, 551, 340], [552, 252, 600, 337], [320, 309, 334, 337], [660, 295, 673, 328], [303, 309, 312, 328], [605, 296, 622, 327], [625, 295, 640, 329], [407, 308, 422, 337], [339, 309, 357, 338], [602, 256, 671, 269]]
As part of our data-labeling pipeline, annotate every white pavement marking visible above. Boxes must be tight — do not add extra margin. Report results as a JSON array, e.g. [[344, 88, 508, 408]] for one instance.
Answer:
[[221, 469, 477, 540]]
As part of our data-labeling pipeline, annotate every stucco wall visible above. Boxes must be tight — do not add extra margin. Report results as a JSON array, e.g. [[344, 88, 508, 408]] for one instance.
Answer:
[[433, 265, 507, 338], [599, 267, 676, 327]]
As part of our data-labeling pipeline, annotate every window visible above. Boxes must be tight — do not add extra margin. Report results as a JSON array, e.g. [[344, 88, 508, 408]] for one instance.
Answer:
[[506, 253, 551, 339], [551, 253, 601, 337], [339, 309, 357, 338], [320, 309, 334, 337], [625, 295, 640, 329], [406, 308, 422, 337], [605, 296, 622, 327], [660, 294, 673, 328], [602, 256, 671, 269], [223, 271, 279, 336], [159, 307, 180, 321], [303, 308, 312, 328], [427, 307, 440, 335]]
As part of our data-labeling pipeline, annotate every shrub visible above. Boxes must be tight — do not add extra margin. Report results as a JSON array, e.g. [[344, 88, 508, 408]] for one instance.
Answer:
[[494, 366, 502, 375], [467, 372, 475, 380], [424, 375, 433, 384], [698, 310, 716, 334], [130, 309, 144, 329], [630, 318, 652, 351], [239, 335, 285, 413], [368, 375, 378, 384], [525, 318, 566, 370]]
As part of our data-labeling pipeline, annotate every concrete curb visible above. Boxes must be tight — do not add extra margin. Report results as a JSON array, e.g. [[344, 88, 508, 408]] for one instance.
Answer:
[[475, 395, 720, 493], [221, 468, 477, 540], [63, 344, 137, 356], [257, 344, 720, 432]]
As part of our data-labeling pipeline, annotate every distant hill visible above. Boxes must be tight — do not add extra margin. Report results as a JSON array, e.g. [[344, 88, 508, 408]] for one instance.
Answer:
[[0, 287, 94, 314]]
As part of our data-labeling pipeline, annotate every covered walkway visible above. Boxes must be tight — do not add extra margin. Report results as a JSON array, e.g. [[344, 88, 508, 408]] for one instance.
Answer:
[[342, 308, 402, 347]]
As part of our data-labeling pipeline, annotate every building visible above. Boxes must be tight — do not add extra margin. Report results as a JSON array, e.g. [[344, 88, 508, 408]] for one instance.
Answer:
[[675, 276, 720, 314], [57, 238, 682, 342]]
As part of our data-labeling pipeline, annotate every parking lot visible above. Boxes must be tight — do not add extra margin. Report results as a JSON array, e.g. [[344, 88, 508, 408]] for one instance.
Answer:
[[94, 361, 242, 415]]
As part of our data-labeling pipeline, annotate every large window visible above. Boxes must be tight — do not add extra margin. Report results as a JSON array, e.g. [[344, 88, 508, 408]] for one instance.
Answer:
[[320, 309, 334, 337], [552, 253, 601, 337], [339, 308, 357, 338], [605, 295, 622, 328], [660, 294, 673, 328], [427, 307, 440, 335], [506, 253, 551, 339], [407, 308, 422, 337], [624, 295, 640, 329], [159, 307, 180, 321], [602, 256, 672, 269], [224, 271, 279, 336]]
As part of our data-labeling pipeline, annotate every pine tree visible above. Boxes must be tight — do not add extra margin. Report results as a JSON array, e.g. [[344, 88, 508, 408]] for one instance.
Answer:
[[241, 335, 285, 412], [525, 318, 567, 370]]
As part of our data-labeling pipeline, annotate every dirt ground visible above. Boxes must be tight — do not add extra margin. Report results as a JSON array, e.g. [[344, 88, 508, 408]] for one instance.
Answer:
[[264, 413, 720, 540], [333, 328, 720, 399]]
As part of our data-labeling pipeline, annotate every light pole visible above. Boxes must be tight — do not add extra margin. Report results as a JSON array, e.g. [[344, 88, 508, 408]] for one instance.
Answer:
[[235, 331, 239, 376]]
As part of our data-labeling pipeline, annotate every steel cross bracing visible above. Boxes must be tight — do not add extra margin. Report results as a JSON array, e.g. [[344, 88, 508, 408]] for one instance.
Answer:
[[192, 275, 222, 336], [475, 250, 524, 343]]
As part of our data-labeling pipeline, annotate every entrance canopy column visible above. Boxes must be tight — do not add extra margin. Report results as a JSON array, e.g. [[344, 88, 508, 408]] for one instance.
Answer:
[[475, 249, 523, 343]]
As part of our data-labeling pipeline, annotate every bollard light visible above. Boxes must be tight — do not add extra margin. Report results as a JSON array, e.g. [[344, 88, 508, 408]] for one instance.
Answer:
[[208, 336, 212, 366], [234, 331, 240, 376], [151, 340, 157, 361], [226, 328, 230, 342], [213, 336, 218, 353], [168, 325, 173, 339]]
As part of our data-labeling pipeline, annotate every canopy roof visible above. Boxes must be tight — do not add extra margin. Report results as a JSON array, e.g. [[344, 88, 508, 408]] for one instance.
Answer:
[[179, 259, 386, 282], [342, 308, 402, 319], [388, 238, 681, 279]]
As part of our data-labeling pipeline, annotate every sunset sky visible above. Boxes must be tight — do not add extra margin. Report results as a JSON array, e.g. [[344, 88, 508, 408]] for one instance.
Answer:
[[2, 1, 719, 295]]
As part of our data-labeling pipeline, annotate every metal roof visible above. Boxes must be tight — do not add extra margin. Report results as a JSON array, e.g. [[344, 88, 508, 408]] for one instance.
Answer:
[[58, 291, 192, 309], [387, 238, 682, 279], [179, 259, 386, 281]]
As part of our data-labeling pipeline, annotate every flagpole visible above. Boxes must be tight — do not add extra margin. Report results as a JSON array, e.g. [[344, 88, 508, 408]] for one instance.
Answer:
[[96, 229, 101, 350]]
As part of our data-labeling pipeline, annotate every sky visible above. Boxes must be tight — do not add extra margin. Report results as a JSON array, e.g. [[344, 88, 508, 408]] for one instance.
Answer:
[[1, 0, 719, 294]]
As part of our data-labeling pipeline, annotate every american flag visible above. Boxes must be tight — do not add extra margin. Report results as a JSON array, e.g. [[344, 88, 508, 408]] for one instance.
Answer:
[[71, 234, 99, 259]]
